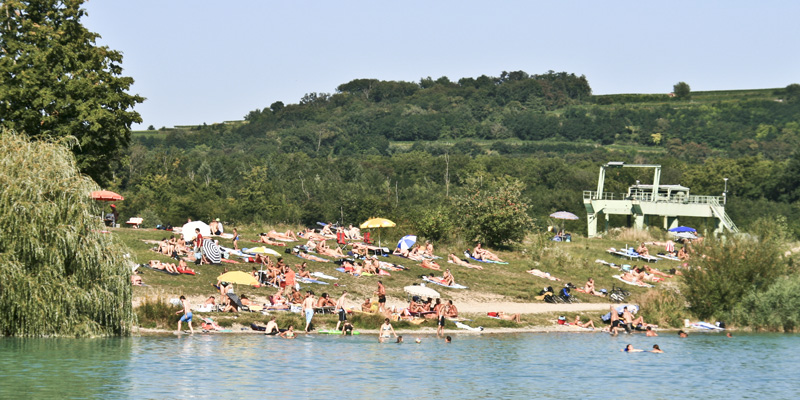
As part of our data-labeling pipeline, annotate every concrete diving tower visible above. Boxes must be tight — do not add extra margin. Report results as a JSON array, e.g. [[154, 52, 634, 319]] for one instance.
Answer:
[[583, 162, 738, 238]]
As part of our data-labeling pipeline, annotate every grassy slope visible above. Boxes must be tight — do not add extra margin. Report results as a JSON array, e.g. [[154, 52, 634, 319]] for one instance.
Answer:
[[118, 225, 684, 331]]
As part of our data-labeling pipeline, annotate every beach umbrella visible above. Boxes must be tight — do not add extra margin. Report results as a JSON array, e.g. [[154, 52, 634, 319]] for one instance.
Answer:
[[549, 211, 579, 220], [669, 226, 696, 233], [245, 246, 281, 257], [91, 190, 124, 201], [181, 221, 212, 242], [360, 218, 396, 229], [360, 217, 396, 247], [217, 271, 259, 286], [397, 235, 417, 251], [202, 239, 221, 264], [403, 284, 440, 299]]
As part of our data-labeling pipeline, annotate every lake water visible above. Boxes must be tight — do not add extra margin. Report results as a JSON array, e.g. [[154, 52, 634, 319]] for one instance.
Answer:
[[1, 331, 798, 399]]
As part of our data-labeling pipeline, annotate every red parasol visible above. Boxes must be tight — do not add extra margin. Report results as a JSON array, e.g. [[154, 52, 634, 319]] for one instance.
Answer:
[[91, 190, 124, 201]]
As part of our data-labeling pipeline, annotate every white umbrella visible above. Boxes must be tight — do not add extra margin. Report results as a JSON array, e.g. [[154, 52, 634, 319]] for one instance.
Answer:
[[397, 235, 417, 251], [202, 240, 221, 264], [403, 285, 440, 299], [181, 220, 211, 242]]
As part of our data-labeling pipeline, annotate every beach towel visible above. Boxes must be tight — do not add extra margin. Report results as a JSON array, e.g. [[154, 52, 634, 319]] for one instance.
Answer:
[[298, 277, 329, 285], [612, 274, 654, 288], [311, 272, 338, 280], [454, 321, 483, 331], [422, 276, 468, 289], [463, 251, 508, 264]]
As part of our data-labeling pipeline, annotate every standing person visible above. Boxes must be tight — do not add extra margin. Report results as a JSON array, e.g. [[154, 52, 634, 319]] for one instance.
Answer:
[[335, 291, 348, 331], [376, 280, 386, 313], [110, 204, 119, 226], [176, 295, 194, 334], [302, 291, 316, 333], [232, 228, 240, 250], [436, 299, 446, 337], [609, 306, 622, 335], [194, 228, 203, 252], [283, 266, 296, 296], [379, 318, 397, 342]]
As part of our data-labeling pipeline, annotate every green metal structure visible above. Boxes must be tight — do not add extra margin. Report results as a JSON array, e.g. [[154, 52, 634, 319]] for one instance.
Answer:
[[583, 162, 738, 237]]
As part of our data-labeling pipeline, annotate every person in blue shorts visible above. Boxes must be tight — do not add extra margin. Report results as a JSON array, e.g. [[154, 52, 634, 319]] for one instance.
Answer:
[[176, 295, 194, 333], [302, 291, 315, 332]]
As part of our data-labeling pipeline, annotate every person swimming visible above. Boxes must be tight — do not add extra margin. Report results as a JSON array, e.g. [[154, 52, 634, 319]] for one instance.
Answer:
[[621, 344, 643, 352], [651, 344, 664, 353]]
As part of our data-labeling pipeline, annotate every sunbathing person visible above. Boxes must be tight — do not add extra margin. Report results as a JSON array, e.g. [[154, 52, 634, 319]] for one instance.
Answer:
[[296, 263, 312, 279], [393, 246, 410, 257], [292, 248, 329, 263], [572, 315, 595, 329], [582, 278, 604, 296], [289, 287, 303, 304], [474, 243, 504, 262], [643, 265, 673, 278], [316, 293, 336, 308], [257, 233, 287, 247], [527, 269, 561, 281], [149, 260, 178, 274], [420, 258, 441, 270], [320, 223, 334, 236], [131, 274, 143, 286], [268, 229, 299, 241], [447, 253, 483, 269], [497, 311, 521, 323], [299, 229, 328, 241], [345, 224, 362, 240], [636, 242, 650, 256], [361, 297, 373, 312], [408, 298, 425, 314], [352, 242, 370, 258], [677, 246, 690, 261], [315, 241, 345, 258], [423, 241, 435, 257], [441, 269, 455, 286], [445, 300, 458, 318], [176, 259, 196, 274]]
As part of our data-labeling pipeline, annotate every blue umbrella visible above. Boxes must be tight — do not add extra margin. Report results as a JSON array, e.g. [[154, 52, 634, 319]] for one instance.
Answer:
[[669, 226, 696, 233], [397, 235, 417, 251]]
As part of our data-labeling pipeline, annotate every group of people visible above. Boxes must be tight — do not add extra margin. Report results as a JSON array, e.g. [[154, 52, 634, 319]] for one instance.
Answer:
[[607, 305, 653, 335]]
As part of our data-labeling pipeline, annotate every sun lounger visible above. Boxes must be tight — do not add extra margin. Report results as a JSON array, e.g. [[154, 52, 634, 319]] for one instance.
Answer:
[[606, 248, 639, 260], [656, 253, 681, 261], [638, 254, 660, 263]]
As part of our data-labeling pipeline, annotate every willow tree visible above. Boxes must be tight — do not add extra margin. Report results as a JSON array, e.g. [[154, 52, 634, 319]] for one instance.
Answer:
[[0, 0, 143, 185], [0, 131, 134, 337]]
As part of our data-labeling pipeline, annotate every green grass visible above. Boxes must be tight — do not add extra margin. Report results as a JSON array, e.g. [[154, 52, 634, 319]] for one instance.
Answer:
[[117, 225, 684, 330]]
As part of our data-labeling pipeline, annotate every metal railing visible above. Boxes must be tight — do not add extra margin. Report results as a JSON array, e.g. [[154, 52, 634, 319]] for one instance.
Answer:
[[584, 191, 725, 205]]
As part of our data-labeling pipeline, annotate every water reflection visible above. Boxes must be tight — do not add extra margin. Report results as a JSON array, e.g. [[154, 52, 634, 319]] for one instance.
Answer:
[[2, 332, 799, 399]]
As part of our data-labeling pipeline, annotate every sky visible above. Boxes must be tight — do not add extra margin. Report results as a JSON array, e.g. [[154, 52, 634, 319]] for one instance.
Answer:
[[82, 0, 800, 130]]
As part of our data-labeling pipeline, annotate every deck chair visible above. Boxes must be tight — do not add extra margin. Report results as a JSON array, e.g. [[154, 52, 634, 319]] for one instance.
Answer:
[[336, 230, 348, 251], [363, 231, 373, 245]]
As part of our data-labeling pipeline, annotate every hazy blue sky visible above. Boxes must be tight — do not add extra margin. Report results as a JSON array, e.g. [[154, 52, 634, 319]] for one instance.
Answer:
[[83, 1, 800, 130]]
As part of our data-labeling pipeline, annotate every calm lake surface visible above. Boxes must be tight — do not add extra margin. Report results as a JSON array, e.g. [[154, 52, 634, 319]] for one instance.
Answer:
[[1, 331, 798, 399]]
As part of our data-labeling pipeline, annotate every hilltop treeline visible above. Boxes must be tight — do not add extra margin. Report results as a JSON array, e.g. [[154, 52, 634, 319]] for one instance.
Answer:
[[119, 71, 800, 240]]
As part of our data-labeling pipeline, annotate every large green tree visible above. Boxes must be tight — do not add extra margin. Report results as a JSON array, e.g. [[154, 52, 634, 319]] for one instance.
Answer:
[[0, 0, 143, 184]]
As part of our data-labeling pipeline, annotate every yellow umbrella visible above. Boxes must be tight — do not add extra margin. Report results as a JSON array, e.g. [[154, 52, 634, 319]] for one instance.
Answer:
[[360, 217, 396, 247], [217, 271, 259, 286], [360, 218, 396, 229]]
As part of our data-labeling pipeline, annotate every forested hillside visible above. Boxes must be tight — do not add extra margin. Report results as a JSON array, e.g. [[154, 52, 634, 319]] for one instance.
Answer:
[[118, 71, 800, 240]]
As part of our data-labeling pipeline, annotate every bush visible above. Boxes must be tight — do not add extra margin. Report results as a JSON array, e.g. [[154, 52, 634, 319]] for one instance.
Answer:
[[731, 275, 800, 332], [413, 206, 453, 242], [452, 175, 534, 248], [633, 288, 687, 328], [682, 218, 789, 319], [135, 296, 177, 329]]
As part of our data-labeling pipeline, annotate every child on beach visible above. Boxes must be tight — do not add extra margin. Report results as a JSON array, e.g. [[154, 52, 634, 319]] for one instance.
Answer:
[[176, 295, 193, 333]]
